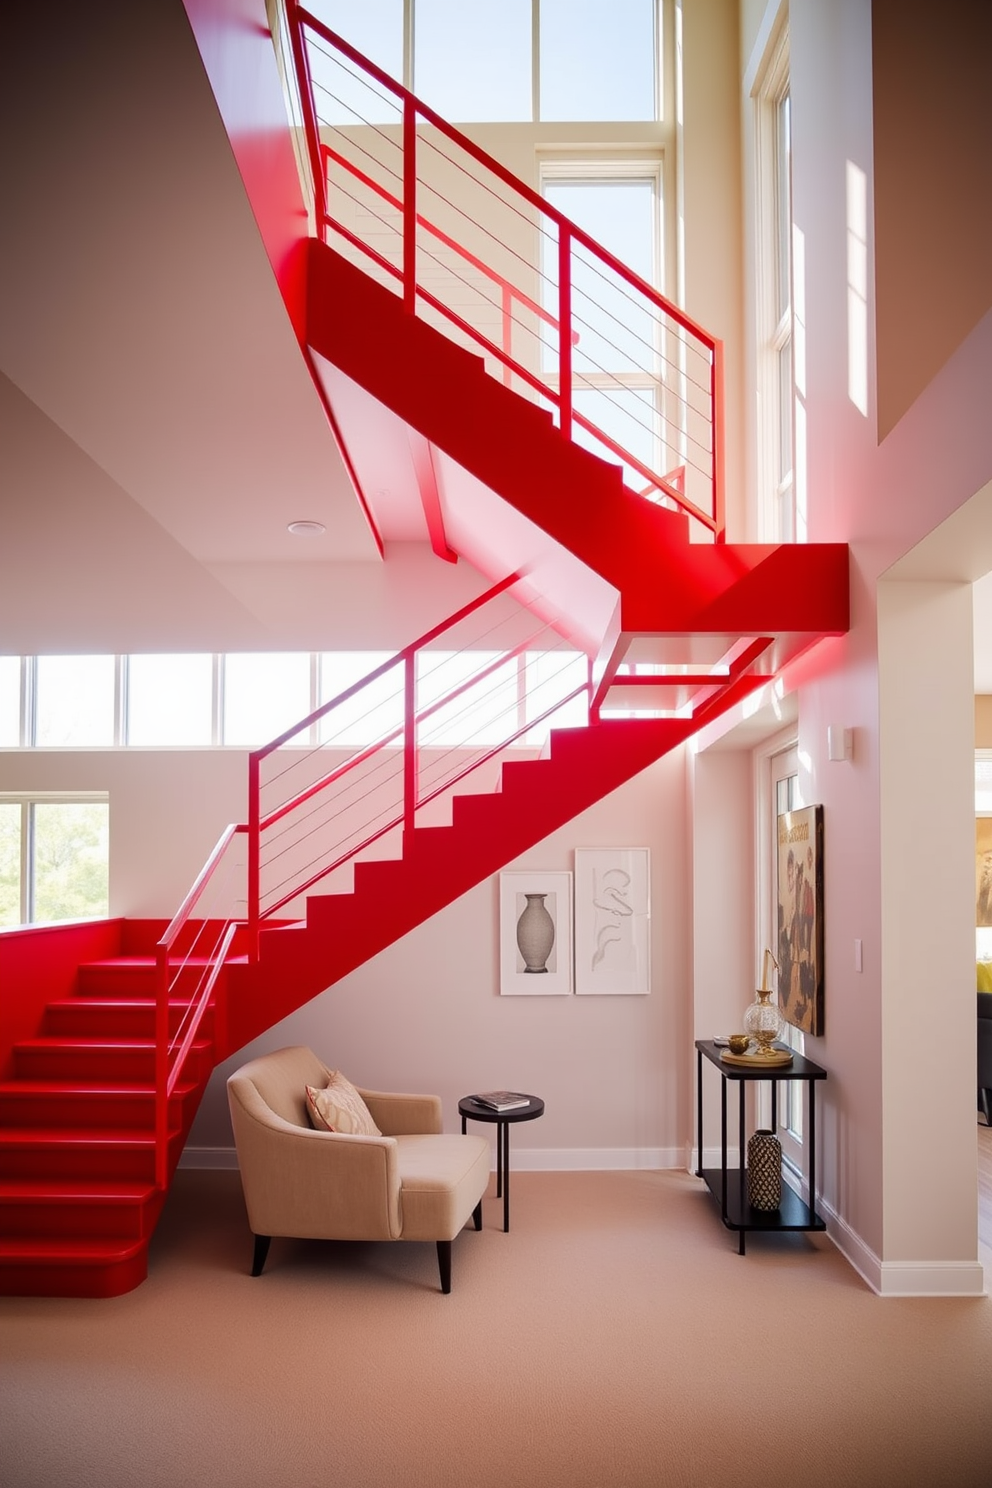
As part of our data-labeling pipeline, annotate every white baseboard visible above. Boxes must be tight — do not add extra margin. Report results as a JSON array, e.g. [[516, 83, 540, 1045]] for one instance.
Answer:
[[179, 1145, 686, 1173], [510, 1147, 684, 1171], [180, 1145, 240, 1170], [817, 1193, 987, 1297]]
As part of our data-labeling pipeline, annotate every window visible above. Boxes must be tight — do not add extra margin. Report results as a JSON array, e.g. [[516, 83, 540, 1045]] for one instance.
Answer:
[[223, 653, 314, 748], [35, 655, 116, 747], [126, 654, 214, 747], [309, 1, 662, 123], [0, 795, 109, 928], [414, 0, 532, 122], [2, 651, 586, 752], [0, 656, 20, 746], [752, 20, 795, 541], [539, 0, 657, 122], [319, 652, 402, 746], [541, 165, 664, 485]]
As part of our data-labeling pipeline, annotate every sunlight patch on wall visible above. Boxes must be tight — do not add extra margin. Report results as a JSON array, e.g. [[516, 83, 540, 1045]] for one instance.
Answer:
[[846, 160, 869, 417]]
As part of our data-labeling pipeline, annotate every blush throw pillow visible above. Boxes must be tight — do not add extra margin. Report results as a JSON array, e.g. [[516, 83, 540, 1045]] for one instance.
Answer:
[[306, 1072, 381, 1136]]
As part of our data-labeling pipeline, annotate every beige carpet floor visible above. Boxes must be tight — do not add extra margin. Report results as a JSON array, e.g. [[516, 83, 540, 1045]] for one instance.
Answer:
[[2, 1161, 991, 1488]]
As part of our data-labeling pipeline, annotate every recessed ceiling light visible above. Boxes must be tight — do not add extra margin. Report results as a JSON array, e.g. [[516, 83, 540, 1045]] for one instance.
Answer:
[[287, 520, 326, 536]]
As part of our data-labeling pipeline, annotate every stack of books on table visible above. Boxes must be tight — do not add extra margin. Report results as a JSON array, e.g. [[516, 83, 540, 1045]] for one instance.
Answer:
[[472, 1091, 530, 1111]]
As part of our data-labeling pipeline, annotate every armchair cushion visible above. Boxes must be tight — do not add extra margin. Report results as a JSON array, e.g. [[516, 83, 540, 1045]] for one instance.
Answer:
[[306, 1072, 381, 1136]]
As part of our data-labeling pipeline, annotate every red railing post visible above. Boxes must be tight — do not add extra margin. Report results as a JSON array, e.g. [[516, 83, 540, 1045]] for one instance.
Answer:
[[154, 947, 169, 1191], [404, 651, 417, 841], [248, 753, 261, 963], [558, 224, 572, 442], [403, 95, 417, 314], [711, 339, 726, 540], [501, 283, 513, 386], [287, 3, 328, 239]]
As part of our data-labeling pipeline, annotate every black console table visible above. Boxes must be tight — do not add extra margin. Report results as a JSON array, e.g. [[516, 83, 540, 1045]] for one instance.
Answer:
[[694, 1039, 827, 1255]]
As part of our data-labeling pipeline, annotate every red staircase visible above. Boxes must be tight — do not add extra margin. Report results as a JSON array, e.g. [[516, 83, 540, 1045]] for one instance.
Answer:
[[0, 922, 218, 1296], [0, 7, 849, 1296]]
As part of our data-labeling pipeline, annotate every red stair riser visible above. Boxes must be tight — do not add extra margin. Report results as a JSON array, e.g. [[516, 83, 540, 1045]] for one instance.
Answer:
[[0, 1085, 196, 1129], [76, 963, 207, 998], [0, 1133, 178, 1183], [0, 1252, 148, 1299], [0, 1190, 159, 1241], [12, 1041, 211, 1084], [42, 1000, 213, 1040]]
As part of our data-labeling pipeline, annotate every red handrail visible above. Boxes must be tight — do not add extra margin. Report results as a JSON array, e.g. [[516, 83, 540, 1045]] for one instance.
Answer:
[[153, 824, 246, 1188], [286, 2, 725, 535]]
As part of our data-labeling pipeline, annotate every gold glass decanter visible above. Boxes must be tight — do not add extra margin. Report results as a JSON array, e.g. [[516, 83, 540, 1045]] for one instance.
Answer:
[[743, 950, 785, 1058]]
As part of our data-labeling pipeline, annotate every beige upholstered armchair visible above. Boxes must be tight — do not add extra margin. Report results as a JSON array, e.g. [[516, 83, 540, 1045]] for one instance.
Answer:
[[226, 1045, 491, 1292]]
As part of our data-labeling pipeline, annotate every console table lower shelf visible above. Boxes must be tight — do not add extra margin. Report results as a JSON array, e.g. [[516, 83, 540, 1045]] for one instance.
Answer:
[[697, 1167, 826, 1247], [694, 1038, 828, 1255]]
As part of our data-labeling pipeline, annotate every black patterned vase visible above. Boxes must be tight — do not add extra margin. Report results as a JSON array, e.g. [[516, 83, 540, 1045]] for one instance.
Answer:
[[747, 1129, 782, 1211]]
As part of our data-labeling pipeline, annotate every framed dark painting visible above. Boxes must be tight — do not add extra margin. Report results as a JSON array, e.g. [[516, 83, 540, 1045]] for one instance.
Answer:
[[776, 804, 824, 1036]]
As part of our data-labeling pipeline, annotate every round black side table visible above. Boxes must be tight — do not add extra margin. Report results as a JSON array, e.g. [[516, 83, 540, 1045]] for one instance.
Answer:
[[459, 1095, 544, 1232]]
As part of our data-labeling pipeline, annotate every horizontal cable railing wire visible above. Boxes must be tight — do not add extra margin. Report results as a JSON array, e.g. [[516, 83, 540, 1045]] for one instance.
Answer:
[[246, 577, 589, 944], [286, 2, 723, 535]]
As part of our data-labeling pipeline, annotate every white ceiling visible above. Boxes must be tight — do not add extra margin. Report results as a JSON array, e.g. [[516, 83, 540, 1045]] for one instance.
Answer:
[[0, 0, 376, 576]]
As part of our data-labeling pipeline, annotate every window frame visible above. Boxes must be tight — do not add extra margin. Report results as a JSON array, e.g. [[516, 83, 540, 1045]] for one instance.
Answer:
[[0, 792, 110, 928]]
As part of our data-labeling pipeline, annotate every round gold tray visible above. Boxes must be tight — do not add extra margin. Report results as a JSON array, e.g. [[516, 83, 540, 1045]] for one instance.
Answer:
[[719, 1047, 793, 1068]]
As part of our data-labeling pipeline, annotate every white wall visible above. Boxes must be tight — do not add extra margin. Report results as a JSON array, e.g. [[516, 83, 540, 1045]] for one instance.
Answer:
[[713, 0, 992, 1292]]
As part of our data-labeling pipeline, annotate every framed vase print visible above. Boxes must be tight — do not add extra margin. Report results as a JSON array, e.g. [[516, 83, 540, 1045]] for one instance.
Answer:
[[573, 849, 651, 995], [499, 871, 572, 995]]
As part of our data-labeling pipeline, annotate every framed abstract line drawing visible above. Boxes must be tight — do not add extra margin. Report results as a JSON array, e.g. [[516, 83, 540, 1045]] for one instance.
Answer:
[[573, 849, 651, 995], [776, 804, 824, 1035], [498, 871, 573, 995]]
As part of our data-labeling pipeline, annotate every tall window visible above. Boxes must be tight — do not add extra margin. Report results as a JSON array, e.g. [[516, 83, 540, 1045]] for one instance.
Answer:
[[753, 22, 794, 541], [0, 796, 109, 928], [541, 164, 664, 487], [307, 0, 662, 123]]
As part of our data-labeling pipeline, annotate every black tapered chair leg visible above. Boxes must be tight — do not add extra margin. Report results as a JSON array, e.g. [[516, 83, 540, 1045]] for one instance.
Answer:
[[981, 1088, 991, 1126], [472, 1199, 483, 1230], [436, 1240, 452, 1294], [251, 1233, 271, 1276]]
